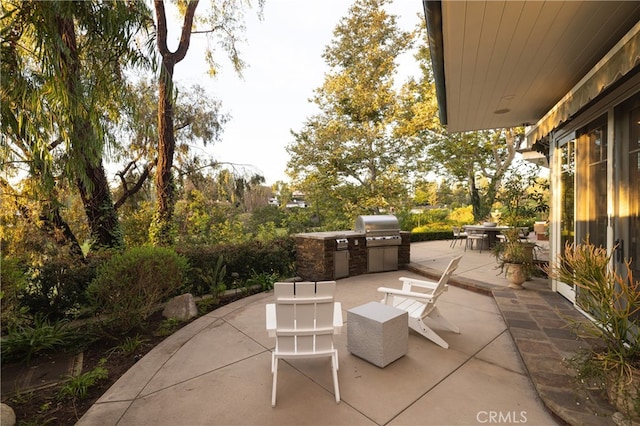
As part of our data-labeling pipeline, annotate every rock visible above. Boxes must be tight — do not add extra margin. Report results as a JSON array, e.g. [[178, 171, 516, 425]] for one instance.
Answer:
[[1, 403, 16, 426], [162, 293, 198, 321]]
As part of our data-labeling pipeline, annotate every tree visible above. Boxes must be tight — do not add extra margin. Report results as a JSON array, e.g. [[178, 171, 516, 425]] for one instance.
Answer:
[[397, 24, 522, 221], [112, 79, 230, 212], [1, 1, 152, 254], [495, 162, 548, 226], [287, 0, 419, 227], [150, 0, 263, 246], [413, 180, 439, 206], [427, 129, 522, 221]]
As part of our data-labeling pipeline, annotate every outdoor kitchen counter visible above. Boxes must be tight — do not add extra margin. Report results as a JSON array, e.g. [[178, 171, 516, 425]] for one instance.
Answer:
[[294, 230, 411, 282], [293, 231, 364, 239]]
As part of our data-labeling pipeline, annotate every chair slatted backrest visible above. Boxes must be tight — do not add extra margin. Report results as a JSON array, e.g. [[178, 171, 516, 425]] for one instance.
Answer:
[[435, 256, 462, 295], [438, 255, 462, 288], [274, 281, 336, 354], [401, 255, 462, 298]]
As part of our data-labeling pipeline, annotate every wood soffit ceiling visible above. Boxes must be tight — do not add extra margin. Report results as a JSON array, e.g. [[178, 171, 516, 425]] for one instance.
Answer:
[[436, 0, 640, 132]]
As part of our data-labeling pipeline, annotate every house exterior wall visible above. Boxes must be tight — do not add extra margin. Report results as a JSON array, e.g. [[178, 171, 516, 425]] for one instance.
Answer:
[[545, 70, 640, 302]]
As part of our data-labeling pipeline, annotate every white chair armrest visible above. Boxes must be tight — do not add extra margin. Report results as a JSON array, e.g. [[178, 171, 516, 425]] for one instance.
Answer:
[[333, 302, 343, 334], [377, 287, 435, 302], [266, 303, 276, 337], [399, 277, 438, 291]]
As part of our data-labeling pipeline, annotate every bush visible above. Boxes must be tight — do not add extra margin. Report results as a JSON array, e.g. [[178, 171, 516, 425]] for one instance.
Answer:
[[248, 205, 284, 230], [193, 255, 227, 297], [1, 257, 29, 331], [410, 230, 453, 242], [401, 209, 451, 231], [1, 314, 73, 364], [87, 246, 189, 331], [58, 359, 108, 401], [447, 206, 474, 224], [178, 237, 296, 294], [19, 257, 99, 321]]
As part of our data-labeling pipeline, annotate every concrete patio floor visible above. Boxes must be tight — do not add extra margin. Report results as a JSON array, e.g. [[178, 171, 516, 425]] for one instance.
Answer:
[[77, 239, 614, 425]]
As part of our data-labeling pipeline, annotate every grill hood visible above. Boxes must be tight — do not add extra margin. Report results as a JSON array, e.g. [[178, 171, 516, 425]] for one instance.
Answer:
[[354, 215, 400, 236]]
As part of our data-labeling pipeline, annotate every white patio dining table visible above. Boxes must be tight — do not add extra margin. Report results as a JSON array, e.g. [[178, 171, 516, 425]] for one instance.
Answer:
[[463, 225, 510, 249]]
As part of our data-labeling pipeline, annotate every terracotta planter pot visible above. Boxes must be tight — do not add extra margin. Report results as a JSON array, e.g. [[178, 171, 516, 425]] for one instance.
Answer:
[[505, 263, 527, 289]]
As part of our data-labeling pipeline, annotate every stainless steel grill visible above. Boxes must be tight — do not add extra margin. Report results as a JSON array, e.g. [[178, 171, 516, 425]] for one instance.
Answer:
[[355, 215, 401, 272], [355, 215, 401, 247]]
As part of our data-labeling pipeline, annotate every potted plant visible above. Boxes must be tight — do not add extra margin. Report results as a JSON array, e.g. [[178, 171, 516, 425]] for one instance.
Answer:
[[546, 242, 640, 422], [491, 228, 536, 289], [491, 166, 545, 288]]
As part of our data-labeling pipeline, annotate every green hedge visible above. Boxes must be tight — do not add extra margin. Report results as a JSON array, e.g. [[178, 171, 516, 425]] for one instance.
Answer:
[[410, 231, 453, 242], [177, 237, 296, 294]]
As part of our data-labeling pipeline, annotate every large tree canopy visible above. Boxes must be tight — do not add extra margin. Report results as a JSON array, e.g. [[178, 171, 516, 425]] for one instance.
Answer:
[[1, 0, 262, 255], [396, 25, 523, 221], [287, 0, 420, 227], [1, 0, 152, 254]]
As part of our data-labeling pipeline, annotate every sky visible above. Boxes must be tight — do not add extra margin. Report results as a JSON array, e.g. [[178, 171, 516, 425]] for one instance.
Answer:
[[172, 0, 426, 186]]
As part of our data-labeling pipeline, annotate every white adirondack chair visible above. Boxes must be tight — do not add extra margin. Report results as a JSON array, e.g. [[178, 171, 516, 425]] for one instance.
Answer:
[[266, 281, 342, 407], [377, 255, 462, 349]]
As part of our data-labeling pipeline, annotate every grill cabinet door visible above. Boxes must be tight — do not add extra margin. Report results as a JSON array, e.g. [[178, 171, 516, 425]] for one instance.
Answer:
[[367, 246, 398, 272]]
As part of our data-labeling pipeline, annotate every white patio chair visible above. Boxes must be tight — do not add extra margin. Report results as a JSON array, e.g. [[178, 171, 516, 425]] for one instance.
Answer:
[[450, 226, 468, 248], [465, 229, 488, 252], [377, 255, 462, 349], [266, 281, 341, 407]]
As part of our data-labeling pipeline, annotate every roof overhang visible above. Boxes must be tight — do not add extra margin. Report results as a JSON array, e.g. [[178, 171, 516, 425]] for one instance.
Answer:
[[526, 22, 640, 146], [424, 0, 640, 142]]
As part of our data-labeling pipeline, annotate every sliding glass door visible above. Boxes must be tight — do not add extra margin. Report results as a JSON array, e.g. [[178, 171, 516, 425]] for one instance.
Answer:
[[575, 116, 608, 248], [614, 95, 640, 281], [557, 137, 576, 301], [554, 92, 640, 305], [555, 116, 609, 304]]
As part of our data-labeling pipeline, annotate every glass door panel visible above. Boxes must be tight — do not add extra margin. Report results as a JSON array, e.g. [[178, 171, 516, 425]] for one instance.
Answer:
[[562, 117, 609, 310], [628, 108, 640, 279], [558, 139, 576, 301], [575, 117, 608, 248], [615, 95, 640, 281]]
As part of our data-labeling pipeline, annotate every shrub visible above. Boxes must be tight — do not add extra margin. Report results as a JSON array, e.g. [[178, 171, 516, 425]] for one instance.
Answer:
[[1, 257, 29, 331], [1, 314, 73, 364], [246, 270, 279, 291], [447, 206, 474, 224], [58, 359, 108, 401], [106, 334, 148, 357], [178, 237, 296, 291], [401, 209, 452, 231], [545, 242, 640, 420], [154, 318, 183, 337], [248, 205, 284, 230], [19, 257, 98, 321], [193, 255, 227, 297], [410, 230, 453, 242], [87, 246, 189, 331]]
